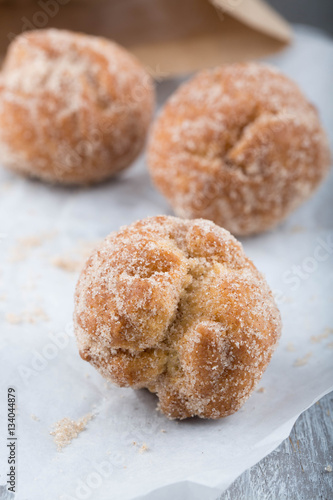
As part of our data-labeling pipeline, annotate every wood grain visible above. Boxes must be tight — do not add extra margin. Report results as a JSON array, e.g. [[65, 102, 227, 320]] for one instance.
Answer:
[[220, 392, 333, 500]]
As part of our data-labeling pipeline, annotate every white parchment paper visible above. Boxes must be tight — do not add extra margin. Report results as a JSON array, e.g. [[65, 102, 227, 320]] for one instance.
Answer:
[[0, 26, 332, 500]]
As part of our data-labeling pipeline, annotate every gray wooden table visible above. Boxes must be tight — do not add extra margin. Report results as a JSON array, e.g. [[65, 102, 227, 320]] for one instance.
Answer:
[[220, 392, 333, 500]]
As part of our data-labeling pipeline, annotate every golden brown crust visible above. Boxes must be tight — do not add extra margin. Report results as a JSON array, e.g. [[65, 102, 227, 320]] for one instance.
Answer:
[[0, 29, 155, 185], [148, 63, 330, 235], [74, 215, 281, 419]]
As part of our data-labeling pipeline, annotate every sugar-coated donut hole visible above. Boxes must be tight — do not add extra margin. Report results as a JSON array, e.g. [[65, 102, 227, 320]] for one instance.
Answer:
[[148, 63, 330, 236], [74, 216, 281, 420], [0, 29, 155, 184]]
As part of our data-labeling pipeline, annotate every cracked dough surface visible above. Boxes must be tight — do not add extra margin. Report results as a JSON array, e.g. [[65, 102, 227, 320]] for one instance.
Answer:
[[74, 216, 281, 419], [0, 29, 154, 185], [148, 63, 330, 236]]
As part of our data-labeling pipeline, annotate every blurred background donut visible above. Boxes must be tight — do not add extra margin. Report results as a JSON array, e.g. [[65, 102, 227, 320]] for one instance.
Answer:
[[148, 63, 330, 235], [0, 29, 155, 184]]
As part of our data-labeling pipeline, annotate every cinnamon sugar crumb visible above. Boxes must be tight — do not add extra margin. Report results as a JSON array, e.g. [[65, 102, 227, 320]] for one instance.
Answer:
[[286, 342, 296, 352], [5, 307, 49, 324], [31, 414, 39, 421], [51, 256, 82, 273], [257, 387, 266, 393], [26, 307, 49, 323], [51, 240, 101, 273], [291, 225, 305, 233], [5, 313, 22, 324], [311, 328, 333, 344], [133, 441, 149, 453], [311, 332, 329, 343], [9, 233, 54, 262], [50, 413, 93, 451], [139, 443, 148, 453], [293, 352, 312, 367]]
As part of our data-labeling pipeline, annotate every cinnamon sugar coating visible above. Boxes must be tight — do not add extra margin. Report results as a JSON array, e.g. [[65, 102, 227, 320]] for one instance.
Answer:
[[148, 63, 330, 236], [74, 216, 281, 419], [0, 29, 154, 185]]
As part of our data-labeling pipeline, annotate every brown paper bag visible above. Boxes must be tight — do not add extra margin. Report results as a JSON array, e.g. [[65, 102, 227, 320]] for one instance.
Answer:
[[0, 0, 291, 77]]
